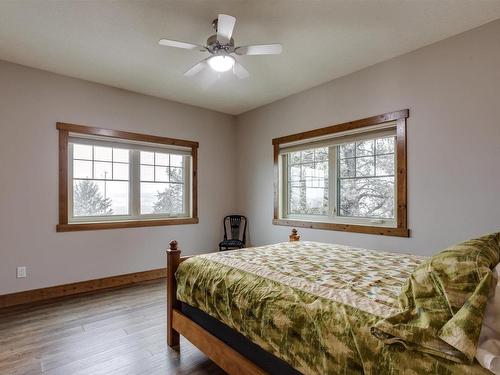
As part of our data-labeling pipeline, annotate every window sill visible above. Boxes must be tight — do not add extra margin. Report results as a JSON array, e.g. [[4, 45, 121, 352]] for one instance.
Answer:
[[57, 217, 199, 232], [273, 218, 409, 237]]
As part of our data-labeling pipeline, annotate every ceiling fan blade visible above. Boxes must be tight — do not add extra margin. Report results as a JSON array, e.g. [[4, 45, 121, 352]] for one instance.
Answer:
[[217, 14, 236, 44], [234, 44, 282, 55], [158, 39, 207, 52], [184, 60, 208, 77], [233, 62, 250, 79]]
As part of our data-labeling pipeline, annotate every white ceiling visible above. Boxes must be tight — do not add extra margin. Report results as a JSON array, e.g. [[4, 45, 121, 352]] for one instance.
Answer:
[[1, 1, 500, 115]]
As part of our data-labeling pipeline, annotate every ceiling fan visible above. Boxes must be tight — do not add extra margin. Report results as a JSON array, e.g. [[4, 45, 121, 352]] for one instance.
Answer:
[[158, 14, 282, 79]]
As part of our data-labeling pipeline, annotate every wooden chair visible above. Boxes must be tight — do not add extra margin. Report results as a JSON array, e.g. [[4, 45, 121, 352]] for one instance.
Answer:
[[218, 215, 247, 251]]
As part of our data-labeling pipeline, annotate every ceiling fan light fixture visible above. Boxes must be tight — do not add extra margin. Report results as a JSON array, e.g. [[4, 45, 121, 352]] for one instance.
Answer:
[[207, 55, 235, 72]]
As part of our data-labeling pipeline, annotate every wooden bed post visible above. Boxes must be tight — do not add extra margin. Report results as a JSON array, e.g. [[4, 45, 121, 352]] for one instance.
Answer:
[[166, 240, 181, 348], [289, 228, 300, 242]]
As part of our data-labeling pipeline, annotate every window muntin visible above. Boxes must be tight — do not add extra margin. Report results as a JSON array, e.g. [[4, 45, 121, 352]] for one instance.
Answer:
[[68, 140, 191, 223], [281, 133, 397, 227]]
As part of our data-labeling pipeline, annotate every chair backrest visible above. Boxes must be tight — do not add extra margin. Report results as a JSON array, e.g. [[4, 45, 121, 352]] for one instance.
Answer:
[[223, 215, 247, 243]]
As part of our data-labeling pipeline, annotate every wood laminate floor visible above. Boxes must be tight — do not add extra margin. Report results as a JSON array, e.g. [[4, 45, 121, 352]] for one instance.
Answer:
[[0, 280, 225, 375]]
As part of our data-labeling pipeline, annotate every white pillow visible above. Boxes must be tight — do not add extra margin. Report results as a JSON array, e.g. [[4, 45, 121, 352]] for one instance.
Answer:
[[476, 263, 500, 374]]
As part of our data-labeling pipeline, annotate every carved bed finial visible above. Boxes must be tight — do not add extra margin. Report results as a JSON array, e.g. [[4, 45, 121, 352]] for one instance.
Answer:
[[169, 240, 178, 251], [289, 228, 300, 242]]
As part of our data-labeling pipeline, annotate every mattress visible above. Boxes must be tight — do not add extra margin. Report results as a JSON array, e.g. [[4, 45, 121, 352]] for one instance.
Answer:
[[175, 241, 491, 374]]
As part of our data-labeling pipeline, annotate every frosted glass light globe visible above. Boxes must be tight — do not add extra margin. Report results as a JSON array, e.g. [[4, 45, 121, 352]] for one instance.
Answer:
[[208, 55, 235, 72]]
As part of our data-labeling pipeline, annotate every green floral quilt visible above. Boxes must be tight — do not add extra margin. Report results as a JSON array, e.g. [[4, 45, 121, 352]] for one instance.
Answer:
[[176, 240, 495, 374]]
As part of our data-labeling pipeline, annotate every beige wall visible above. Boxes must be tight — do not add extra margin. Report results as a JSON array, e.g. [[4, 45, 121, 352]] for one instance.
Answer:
[[2, 20, 500, 296], [235, 20, 500, 256], [0, 61, 236, 295]]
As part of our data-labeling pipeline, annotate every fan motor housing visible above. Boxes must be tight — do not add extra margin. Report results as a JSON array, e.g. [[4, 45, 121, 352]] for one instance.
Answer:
[[206, 35, 235, 53]]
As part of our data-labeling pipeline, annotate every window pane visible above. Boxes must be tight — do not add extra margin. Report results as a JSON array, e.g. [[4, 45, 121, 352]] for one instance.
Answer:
[[339, 143, 355, 158], [301, 150, 314, 163], [140, 182, 183, 215], [113, 163, 129, 180], [356, 156, 375, 177], [289, 151, 301, 164], [290, 165, 300, 180], [141, 151, 154, 164], [170, 154, 183, 167], [376, 154, 395, 176], [94, 146, 112, 161], [289, 187, 302, 213], [73, 180, 108, 216], [170, 167, 183, 183], [140, 165, 154, 181], [339, 177, 394, 218], [113, 148, 129, 163], [105, 181, 129, 215], [339, 158, 355, 178], [315, 148, 328, 161], [94, 161, 112, 179], [155, 152, 169, 166], [289, 184, 328, 215], [73, 144, 92, 160], [287, 148, 328, 216], [356, 140, 374, 156], [155, 166, 169, 182], [376, 137, 395, 154], [73, 160, 92, 179], [140, 182, 166, 214], [73, 180, 128, 216]]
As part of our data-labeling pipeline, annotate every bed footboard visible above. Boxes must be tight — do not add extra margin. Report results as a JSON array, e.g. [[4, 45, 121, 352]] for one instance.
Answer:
[[165, 229, 300, 373]]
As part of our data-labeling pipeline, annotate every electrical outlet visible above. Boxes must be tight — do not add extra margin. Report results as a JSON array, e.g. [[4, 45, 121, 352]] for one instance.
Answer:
[[17, 266, 27, 278]]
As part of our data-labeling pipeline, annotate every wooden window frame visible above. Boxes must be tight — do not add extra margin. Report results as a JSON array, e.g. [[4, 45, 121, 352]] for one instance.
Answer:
[[57, 122, 199, 232], [272, 110, 409, 237]]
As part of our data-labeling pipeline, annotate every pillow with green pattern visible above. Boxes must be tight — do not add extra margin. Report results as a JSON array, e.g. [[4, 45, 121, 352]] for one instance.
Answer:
[[372, 232, 500, 363]]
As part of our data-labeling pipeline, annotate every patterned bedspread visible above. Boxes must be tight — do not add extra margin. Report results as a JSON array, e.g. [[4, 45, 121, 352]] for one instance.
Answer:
[[175, 241, 490, 374]]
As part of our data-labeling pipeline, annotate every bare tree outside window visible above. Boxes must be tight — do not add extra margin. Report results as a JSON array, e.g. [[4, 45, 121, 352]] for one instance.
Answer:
[[338, 136, 395, 218], [284, 136, 395, 220]]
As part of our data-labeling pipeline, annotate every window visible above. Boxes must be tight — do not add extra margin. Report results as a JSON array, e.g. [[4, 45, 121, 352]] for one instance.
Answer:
[[57, 123, 198, 231], [338, 136, 395, 219], [273, 110, 408, 237]]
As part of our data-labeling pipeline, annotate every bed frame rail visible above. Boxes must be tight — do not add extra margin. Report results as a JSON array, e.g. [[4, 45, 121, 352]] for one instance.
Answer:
[[166, 229, 300, 374]]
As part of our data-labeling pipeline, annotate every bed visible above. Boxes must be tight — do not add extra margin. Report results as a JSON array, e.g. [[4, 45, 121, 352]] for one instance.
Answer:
[[166, 229, 498, 374]]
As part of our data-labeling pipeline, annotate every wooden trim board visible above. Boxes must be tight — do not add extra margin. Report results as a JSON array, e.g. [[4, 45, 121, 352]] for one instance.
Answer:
[[0, 268, 166, 309], [273, 218, 409, 237], [57, 218, 199, 232], [57, 122, 199, 148]]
